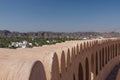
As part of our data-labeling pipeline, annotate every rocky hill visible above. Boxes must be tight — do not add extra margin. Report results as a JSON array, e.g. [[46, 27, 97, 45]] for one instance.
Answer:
[[0, 30, 120, 38]]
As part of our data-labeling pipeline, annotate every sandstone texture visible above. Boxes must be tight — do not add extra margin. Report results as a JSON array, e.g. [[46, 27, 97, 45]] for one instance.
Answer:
[[0, 38, 120, 80]]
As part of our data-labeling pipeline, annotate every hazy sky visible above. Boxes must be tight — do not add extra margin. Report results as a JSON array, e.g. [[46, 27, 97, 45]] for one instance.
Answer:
[[0, 0, 120, 32]]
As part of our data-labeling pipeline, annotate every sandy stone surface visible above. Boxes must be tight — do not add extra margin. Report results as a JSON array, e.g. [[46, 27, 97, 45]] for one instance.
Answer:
[[0, 38, 119, 80]]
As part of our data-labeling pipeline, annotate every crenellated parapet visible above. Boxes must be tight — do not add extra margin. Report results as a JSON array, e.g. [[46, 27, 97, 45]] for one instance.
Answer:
[[0, 38, 120, 80]]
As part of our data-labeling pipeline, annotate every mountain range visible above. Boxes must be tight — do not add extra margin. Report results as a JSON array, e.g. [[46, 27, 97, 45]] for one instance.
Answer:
[[0, 30, 120, 38]]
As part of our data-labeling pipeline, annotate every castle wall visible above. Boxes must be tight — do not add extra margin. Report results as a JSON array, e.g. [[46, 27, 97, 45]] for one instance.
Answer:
[[0, 38, 120, 80]]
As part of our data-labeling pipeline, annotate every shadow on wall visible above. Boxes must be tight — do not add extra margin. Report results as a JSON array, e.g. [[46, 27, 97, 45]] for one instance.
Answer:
[[78, 63, 84, 80], [29, 61, 47, 80]]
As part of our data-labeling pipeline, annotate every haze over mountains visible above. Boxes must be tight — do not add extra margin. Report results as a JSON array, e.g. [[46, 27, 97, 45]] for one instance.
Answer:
[[0, 30, 120, 39]]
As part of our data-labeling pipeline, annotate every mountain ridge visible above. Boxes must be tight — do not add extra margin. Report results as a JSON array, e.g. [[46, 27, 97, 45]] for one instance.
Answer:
[[0, 30, 120, 38]]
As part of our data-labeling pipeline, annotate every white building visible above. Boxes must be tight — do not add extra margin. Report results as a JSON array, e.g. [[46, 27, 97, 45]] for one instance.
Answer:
[[11, 41, 33, 48]]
